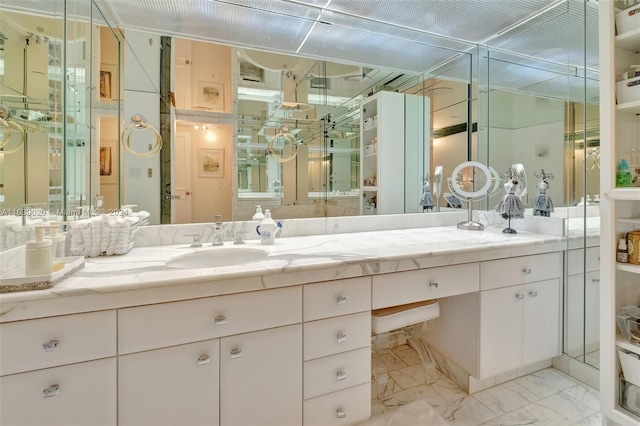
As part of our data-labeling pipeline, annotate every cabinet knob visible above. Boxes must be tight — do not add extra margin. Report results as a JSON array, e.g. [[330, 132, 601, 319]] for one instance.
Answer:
[[336, 371, 347, 381], [529, 290, 538, 297], [337, 333, 347, 343], [42, 340, 59, 352], [214, 315, 227, 325], [336, 296, 347, 305], [42, 384, 60, 398], [197, 354, 210, 365], [522, 268, 532, 274], [336, 409, 347, 419], [230, 348, 243, 359], [515, 293, 525, 300], [429, 282, 439, 289], [592, 278, 600, 283]]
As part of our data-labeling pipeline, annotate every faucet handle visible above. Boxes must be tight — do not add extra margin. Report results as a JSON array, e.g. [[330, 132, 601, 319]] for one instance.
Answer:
[[214, 214, 222, 225], [185, 234, 202, 248]]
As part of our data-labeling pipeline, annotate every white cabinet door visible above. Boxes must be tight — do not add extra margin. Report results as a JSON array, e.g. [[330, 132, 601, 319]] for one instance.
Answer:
[[118, 339, 220, 426], [522, 279, 560, 366], [585, 271, 601, 354], [220, 324, 302, 426], [480, 286, 523, 379], [565, 273, 586, 357], [0, 358, 116, 426]]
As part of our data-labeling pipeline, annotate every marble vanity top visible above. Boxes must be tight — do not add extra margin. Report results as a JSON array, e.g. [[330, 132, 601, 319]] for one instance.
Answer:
[[0, 225, 571, 322]]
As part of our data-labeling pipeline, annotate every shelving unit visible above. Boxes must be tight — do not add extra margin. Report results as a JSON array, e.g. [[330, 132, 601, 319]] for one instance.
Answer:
[[600, 3, 640, 425], [359, 91, 429, 215]]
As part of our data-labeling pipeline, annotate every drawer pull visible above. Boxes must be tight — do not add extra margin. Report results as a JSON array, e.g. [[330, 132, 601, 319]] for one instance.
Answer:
[[336, 371, 347, 381], [429, 282, 438, 289], [515, 293, 525, 300], [529, 290, 538, 297], [42, 340, 59, 352], [592, 278, 600, 283], [42, 384, 60, 398], [197, 354, 210, 365], [523, 268, 532, 274], [230, 348, 243, 359], [214, 315, 227, 325], [336, 409, 347, 419], [336, 296, 347, 305], [337, 333, 347, 343]]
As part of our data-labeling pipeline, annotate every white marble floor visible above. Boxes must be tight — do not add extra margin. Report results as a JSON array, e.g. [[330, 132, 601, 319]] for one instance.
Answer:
[[361, 344, 601, 426]]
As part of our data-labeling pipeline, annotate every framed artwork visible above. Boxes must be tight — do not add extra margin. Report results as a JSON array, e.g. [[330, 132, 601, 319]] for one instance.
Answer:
[[99, 141, 117, 183], [194, 81, 224, 111], [198, 148, 224, 178], [100, 65, 118, 99]]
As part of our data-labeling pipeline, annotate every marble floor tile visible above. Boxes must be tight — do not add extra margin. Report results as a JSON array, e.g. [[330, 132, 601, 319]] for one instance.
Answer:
[[388, 363, 440, 389], [513, 368, 579, 399], [479, 407, 545, 425], [371, 352, 407, 373], [473, 382, 534, 416], [431, 395, 497, 426], [357, 400, 450, 426], [522, 392, 596, 425], [572, 412, 602, 426], [395, 344, 422, 366], [563, 384, 600, 412], [432, 376, 470, 402], [499, 380, 541, 403], [379, 383, 446, 409]]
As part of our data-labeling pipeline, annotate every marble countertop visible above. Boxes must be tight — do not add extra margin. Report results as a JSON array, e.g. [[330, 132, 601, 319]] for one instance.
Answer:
[[0, 225, 569, 322]]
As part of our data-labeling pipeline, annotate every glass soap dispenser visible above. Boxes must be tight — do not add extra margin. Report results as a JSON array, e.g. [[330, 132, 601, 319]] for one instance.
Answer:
[[47, 225, 66, 272]]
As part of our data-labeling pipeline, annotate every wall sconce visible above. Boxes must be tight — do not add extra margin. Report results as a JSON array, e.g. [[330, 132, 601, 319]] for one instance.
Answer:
[[194, 124, 209, 132]]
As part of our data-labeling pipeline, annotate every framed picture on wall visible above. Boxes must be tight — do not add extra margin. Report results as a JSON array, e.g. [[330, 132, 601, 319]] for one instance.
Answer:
[[99, 141, 117, 183], [100, 64, 118, 100], [198, 148, 224, 178], [194, 81, 224, 112]]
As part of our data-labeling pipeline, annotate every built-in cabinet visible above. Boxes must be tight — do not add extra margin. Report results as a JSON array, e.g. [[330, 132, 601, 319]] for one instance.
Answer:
[[600, 3, 640, 424], [360, 91, 429, 215]]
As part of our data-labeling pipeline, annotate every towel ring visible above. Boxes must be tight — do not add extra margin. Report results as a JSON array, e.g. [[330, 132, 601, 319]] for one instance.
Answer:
[[267, 127, 298, 163], [121, 115, 162, 158], [0, 117, 25, 155]]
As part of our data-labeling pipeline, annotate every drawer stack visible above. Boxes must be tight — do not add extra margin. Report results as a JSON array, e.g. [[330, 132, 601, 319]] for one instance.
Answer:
[[0, 311, 117, 425], [302, 277, 372, 426]]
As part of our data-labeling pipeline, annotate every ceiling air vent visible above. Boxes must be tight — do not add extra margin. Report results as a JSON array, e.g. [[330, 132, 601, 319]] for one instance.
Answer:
[[309, 77, 330, 90]]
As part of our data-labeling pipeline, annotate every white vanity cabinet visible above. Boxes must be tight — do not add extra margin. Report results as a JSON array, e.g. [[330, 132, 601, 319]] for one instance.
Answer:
[[0, 311, 117, 426], [117, 286, 302, 426], [479, 253, 562, 379], [302, 277, 372, 426], [565, 246, 601, 357]]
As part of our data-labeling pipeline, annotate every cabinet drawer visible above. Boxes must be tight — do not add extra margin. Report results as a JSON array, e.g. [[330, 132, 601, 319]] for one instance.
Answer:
[[371, 263, 479, 309], [119, 286, 301, 354], [0, 310, 116, 376], [304, 312, 371, 361], [0, 358, 117, 426], [567, 247, 600, 275], [304, 277, 371, 322], [480, 252, 561, 291], [304, 347, 371, 399], [303, 382, 371, 426]]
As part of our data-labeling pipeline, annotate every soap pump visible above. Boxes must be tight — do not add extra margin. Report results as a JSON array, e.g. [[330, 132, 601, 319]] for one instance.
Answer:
[[252, 205, 265, 220], [256, 209, 282, 245], [46, 224, 66, 272], [25, 225, 52, 276]]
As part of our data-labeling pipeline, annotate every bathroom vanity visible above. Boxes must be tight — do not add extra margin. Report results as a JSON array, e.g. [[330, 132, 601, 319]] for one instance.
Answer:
[[0, 225, 570, 426]]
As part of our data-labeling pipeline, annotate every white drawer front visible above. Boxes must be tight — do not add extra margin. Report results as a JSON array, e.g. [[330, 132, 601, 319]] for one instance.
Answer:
[[0, 358, 117, 426], [480, 252, 561, 291], [371, 263, 479, 309], [303, 382, 371, 426], [304, 347, 371, 399], [0, 310, 116, 376], [304, 312, 371, 361], [119, 286, 301, 354], [304, 277, 371, 322], [567, 247, 600, 275]]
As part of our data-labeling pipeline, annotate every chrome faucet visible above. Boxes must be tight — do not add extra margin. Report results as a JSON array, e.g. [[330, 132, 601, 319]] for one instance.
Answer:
[[212, 215, 224, 246]]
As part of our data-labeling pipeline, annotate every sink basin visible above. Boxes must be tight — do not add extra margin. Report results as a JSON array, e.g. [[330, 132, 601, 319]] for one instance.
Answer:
[[166, 247, 269, 269]]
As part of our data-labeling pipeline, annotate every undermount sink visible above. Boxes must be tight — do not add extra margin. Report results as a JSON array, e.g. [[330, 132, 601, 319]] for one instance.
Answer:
[[166, 247, 269, 269]]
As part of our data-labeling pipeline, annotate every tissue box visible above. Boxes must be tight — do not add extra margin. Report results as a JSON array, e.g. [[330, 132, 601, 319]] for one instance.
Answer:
[[617, 77, 640, 105], [617, 4, 640, 35]]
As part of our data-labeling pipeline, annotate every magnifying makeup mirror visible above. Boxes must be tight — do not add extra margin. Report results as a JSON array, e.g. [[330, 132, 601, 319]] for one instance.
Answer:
[[447, 161, 500, 231]]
